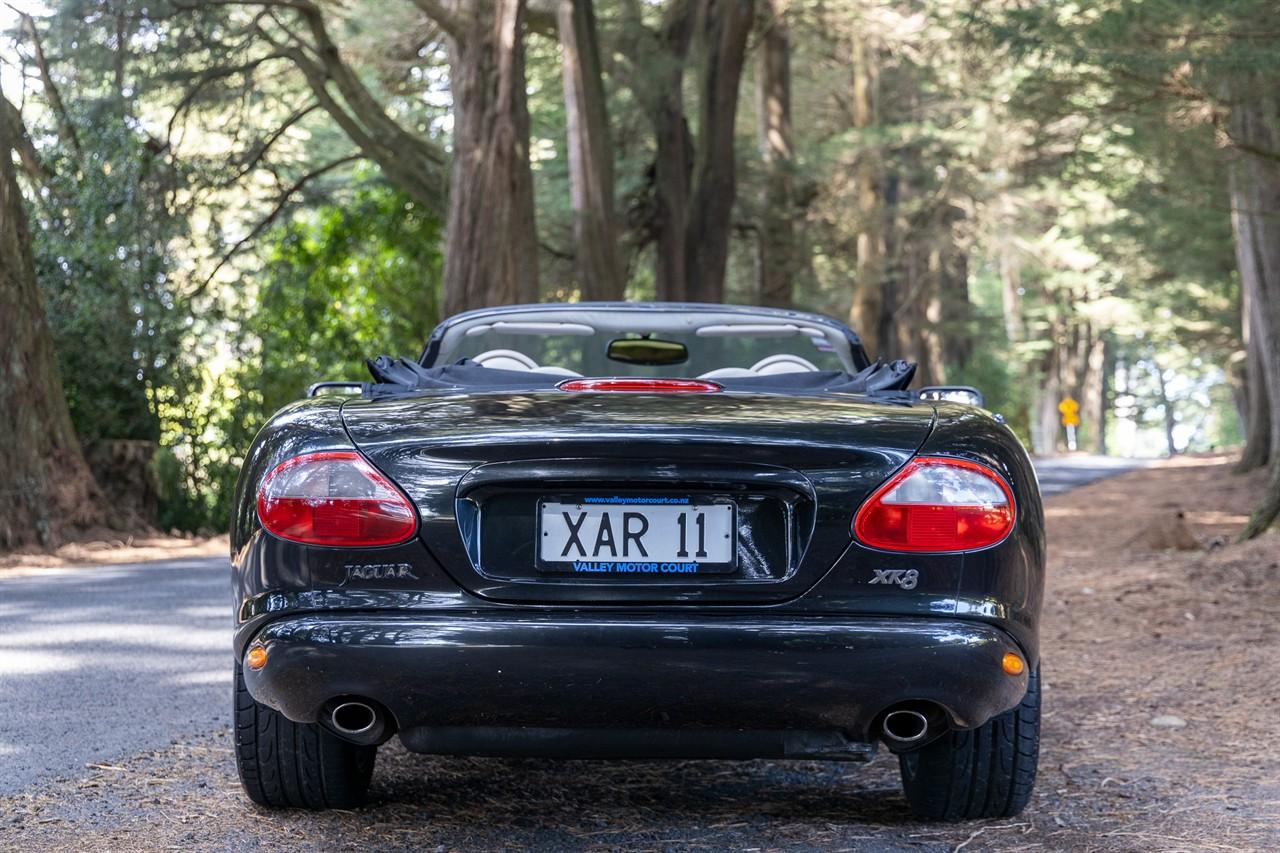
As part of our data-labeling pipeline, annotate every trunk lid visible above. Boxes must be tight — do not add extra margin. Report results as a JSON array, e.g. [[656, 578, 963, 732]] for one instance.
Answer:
[[341, 390, 934, 604]]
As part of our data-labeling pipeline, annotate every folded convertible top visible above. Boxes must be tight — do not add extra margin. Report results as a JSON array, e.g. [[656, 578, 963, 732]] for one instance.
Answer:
[[361, 356, 917, 400]]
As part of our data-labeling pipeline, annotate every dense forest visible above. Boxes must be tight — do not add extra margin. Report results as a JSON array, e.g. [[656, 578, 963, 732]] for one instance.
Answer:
[[1, 0, 1278, 547]]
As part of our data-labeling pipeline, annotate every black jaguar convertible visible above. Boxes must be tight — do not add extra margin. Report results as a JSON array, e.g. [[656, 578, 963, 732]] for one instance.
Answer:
[[231, 302, 1044, 820]]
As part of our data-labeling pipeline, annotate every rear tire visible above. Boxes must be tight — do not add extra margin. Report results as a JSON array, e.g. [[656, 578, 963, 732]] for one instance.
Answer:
[[898, 666, 1040, 821], [234, 662, 376, 809]]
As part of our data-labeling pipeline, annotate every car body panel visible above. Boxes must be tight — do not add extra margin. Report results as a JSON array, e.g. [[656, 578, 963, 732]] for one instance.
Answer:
[[242, 611, 1028, 747], [337, 390, 936, 605]]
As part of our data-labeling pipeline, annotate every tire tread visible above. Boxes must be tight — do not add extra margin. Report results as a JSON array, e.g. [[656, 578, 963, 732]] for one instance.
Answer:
[[233, 662, 375, 810], [899, 667, 1041, 821]]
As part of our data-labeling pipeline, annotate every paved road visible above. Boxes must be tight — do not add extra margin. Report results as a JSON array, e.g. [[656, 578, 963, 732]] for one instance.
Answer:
[[0, 455, 1143, 797], [0, 558, 231, 795], [1032, 454, 1145, 496]]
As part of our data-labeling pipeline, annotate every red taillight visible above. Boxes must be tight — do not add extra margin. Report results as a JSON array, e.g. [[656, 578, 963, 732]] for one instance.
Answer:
[[558, 378, 722, 393], [256, 451, 417, 547], [853, 457, 1015, 552]]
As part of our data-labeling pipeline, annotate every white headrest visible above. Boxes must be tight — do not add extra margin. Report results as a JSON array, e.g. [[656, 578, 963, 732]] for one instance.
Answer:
[[750, 354, 819, 375], [697, 367, 757, 379], [473, 349, 539, 372]]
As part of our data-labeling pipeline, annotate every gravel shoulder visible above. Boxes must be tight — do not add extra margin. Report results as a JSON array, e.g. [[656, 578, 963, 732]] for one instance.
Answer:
[[2, 454, 1277, 852]]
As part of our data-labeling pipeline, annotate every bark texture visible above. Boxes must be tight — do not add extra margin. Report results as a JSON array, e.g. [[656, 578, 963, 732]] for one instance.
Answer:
[[649, 3, 696, 301], [685, 0, 755, 302], [755, 0, 799, 308], [623, 0, 753, 303], [0, 103, 102, 549], [849, 34, 887, 357], [558, 0, 624, 300], [443, 0, 540, 315], [936, 207, 974, 375], [1230, 162, 1272, 472]]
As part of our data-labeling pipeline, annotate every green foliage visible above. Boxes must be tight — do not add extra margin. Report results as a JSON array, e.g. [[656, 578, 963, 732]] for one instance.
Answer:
[[31, 125, 190, 445], [144, 182, 442, 532], [223, 182, 443, 459]]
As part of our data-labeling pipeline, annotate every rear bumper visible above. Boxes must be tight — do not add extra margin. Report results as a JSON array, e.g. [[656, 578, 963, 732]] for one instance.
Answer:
[[242, 612, 1030, 757]]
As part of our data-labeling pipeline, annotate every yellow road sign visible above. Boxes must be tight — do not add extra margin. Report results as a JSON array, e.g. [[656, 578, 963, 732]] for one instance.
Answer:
[[1058, 397, 1080, 427]]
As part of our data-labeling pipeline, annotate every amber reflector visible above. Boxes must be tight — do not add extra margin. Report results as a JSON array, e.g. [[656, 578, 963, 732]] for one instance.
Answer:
[[1002, 652, 1025, 676], [246, 647, 268, 671]]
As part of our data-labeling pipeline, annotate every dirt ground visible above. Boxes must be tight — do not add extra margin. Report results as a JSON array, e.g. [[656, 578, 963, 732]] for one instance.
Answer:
[[2, 454, 1277, 852], [0, 533, 228, 575]]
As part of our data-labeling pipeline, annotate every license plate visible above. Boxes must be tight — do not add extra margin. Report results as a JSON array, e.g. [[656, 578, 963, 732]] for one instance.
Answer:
[[537, 499, 736, 574]]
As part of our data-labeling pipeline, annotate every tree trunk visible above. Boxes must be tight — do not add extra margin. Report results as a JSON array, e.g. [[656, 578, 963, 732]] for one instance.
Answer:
[[932, 204, 973, 379], [755, 0, 797, 308], [622, 0, 752, 304], [1230, 158, 1272, 471], [685, 0, 755, 303], [652, 100, 695, 301], [647, 4, 696, 302], [1030, 335, 1063, 456], [0, 103, 103, 549], [1231, 89, 1280, 539], [1238, 318, 1271, 468], [849, 34, 886, 357], [905, 240, 946, 386], [1085, 334, 1109, 455], [443, 0, 539, 316], [1153, 358, 1178, 457], [998, 242, 1024, 345], [558, 0, 623, 301]]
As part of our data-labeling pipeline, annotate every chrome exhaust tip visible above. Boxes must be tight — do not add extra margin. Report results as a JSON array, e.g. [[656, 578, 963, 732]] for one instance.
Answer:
[[881, 709, 930, 748], [327, 700, 386, 745]]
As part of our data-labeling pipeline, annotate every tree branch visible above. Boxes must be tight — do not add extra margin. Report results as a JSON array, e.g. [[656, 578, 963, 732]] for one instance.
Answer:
[[0, 94, 55, 186], [193, 153, 361, 295], [409, 0, 462, 38], [14, 8, 80, 158], [214, 101, 321, 188], [165, 52, 293, 148]]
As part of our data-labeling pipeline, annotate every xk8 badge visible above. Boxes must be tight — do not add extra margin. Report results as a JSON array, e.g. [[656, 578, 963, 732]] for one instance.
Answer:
[[868, 569, 919, 589]]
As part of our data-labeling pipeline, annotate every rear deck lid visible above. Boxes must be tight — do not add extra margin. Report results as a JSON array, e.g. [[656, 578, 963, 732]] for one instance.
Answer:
[[341, 389, 935, 604]]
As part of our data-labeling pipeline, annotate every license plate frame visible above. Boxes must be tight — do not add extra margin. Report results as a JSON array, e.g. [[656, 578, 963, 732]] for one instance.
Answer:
[[535, 496, 738, 575]]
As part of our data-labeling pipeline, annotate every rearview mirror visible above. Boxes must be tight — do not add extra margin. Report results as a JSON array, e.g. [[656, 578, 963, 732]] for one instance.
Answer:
[[607, 337, 688, 366], [918, 385, 985, 408]]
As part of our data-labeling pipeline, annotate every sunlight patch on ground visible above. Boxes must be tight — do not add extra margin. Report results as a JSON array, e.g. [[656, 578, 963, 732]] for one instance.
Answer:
[[0, 623, 228, 652], [0, 649, 81, 676], [175, 606, 229, 620], [169, 669, 233, 687], [1044, 506, 1099, 519]]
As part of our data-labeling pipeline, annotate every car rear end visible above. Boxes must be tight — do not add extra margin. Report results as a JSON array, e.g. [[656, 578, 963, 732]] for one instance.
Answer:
[[231, 384, 1043, 817]]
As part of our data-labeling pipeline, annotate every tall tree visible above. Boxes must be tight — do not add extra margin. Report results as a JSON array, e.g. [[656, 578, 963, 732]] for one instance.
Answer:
[[437, 0, 540, 314], [1231, 171, 1272, 472], [0, 99, 102, 549], [755, 0, 799, 307], [848, 31, 888, 357], [620, 0, 754, 303], [558, 0, 624, 300], [623, 0, 695, 301], [685, 0, 755, 302], [1228, 81, 1280, 538]]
